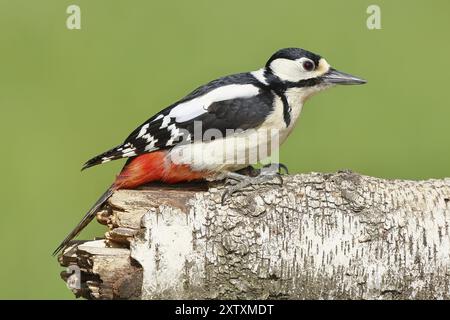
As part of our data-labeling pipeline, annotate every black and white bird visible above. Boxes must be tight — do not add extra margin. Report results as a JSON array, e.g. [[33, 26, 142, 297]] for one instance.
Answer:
[[54, 47, 366, 255]]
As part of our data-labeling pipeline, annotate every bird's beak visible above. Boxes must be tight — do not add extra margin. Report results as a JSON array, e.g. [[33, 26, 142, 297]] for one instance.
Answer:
[[321, 68, 367, 85]]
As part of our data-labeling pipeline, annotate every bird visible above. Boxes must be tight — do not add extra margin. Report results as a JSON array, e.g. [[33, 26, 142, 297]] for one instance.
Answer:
[[53, 47, 366, 255]]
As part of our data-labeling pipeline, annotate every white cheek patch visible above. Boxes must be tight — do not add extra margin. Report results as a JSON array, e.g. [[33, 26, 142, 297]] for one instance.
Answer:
[[270, 57, 331, 82], [269, 58, 303, 82]]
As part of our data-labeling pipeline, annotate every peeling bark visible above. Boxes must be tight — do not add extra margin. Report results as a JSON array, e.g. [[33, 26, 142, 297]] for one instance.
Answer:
[[58, 171, 450, 299]]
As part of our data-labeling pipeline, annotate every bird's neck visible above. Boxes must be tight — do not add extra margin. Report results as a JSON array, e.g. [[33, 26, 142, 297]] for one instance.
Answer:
[[285, 86, 321, 106]]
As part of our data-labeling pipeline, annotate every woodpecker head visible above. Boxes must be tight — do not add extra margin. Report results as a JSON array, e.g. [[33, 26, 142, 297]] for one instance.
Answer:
[[264, 48, 366, 92]]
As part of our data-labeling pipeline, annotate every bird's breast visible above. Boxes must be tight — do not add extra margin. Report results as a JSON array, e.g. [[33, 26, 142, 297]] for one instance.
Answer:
[[259, 89, 306, 145]]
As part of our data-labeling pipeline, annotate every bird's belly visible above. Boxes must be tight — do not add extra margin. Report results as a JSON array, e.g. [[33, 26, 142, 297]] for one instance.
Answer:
[[168, 129, 277, 172]]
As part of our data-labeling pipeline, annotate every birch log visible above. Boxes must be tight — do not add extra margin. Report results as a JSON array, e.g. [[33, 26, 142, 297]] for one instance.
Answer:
[[58, 171, 450, 300]]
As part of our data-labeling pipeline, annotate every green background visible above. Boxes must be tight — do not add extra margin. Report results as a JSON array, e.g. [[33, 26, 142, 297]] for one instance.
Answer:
[[1, 0, 449, 299]]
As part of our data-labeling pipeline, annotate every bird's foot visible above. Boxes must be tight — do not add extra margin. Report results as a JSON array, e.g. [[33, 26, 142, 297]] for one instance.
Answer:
[[221, 164, 287, 204], [234, 163, 289, 177], [262, 162, 289, 175], [234, 165, 261, 177]]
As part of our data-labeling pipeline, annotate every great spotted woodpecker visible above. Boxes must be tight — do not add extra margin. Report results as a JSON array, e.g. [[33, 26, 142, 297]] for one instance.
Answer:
[[54, 48, 366, 255]]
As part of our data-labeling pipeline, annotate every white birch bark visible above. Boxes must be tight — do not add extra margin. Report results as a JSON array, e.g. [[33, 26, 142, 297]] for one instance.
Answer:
[[59, 171, 450, 299]]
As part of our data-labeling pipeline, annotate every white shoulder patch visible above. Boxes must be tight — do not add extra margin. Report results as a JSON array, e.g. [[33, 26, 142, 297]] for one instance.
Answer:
[[168, 84, 260, 123]]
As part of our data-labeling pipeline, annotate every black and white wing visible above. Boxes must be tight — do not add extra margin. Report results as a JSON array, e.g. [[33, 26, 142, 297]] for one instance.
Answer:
[[82, 73, 274, 170]]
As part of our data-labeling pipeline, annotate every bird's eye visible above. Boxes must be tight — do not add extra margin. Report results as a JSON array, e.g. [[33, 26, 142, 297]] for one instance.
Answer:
[[302, 60, 315, 72]]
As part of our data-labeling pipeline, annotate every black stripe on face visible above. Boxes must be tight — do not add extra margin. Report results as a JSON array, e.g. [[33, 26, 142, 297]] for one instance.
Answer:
[[264, 68, 324, 91], [286, 77, 323, 89]]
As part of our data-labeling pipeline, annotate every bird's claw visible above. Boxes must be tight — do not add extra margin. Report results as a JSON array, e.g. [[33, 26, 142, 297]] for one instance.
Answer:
[[221, 189, 232, 204], [224, 177, 238, 186], [221, 168, 284, 205], [262, 163, 289, 175], [278, 163, 289, 175]]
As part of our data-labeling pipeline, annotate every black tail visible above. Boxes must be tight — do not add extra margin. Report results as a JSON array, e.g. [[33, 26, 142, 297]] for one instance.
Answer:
[[52, 186, 115, 256], [82, 143, 130, 171]]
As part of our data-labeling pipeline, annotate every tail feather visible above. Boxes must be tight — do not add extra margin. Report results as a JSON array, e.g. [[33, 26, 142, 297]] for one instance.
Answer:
[[52, 186, 115, 256], [82, 143, 133, 171]]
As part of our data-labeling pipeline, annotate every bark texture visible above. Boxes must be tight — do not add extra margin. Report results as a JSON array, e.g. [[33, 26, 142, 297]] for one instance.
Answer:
[[58, 171, 450, 300]]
